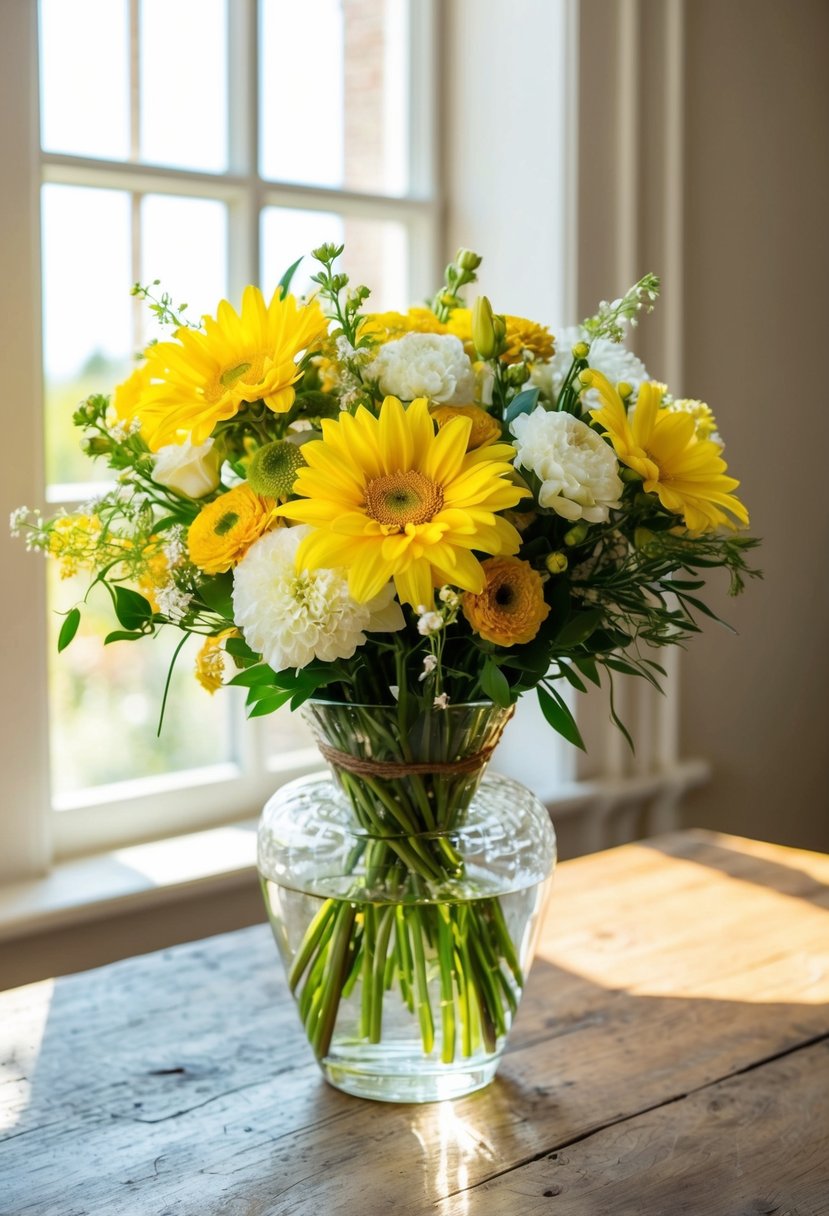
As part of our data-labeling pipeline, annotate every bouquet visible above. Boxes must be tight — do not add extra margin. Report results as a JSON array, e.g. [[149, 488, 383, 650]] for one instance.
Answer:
[[14, 245, 760, 1081]]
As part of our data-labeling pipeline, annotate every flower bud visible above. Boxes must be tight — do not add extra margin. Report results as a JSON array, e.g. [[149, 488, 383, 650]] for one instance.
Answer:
[[563, 520, 590, 547], [579, 369, 594, 387], [246, 440, 306, 502], [506, 364, 530, 387], [634, 527, 657, 551], [456, 248, 482, 271], [152, 439, 222, 499], [572, 341, 590, 360], [472, 296, 497, 359], [617, 381, 633, 400], [545, 551, 568, 575], [620, 467, 642, 483]]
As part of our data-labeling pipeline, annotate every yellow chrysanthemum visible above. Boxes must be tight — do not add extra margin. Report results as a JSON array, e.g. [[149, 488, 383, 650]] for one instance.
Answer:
[[188, 484, 278, 574], [430, 404, 502, 451], [135, 287, 329, 450], [277, 396, 526, 607], [585, 371, 749, 533], [462, 556, 550, 645], [447, 309, 555, 364], [360, 307, 448, 345]]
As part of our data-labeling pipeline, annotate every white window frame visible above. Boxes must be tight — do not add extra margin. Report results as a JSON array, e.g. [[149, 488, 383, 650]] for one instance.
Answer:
[[0, 0, 441, 878], [0, 0, 697, 889]]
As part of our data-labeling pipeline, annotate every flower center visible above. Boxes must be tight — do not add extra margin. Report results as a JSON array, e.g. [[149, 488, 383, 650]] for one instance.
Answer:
[[363, 469, 444, 528], [494, 583, 515, 608], [214, 511, 239, 536]]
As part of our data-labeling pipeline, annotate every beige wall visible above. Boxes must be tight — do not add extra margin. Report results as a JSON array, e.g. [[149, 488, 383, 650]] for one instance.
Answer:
[[679, 0, 829, 851], [447, 0, 829, 853]]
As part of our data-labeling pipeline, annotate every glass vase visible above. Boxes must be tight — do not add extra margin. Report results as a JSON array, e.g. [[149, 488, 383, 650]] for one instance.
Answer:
[[257, 700, 556, 1103]]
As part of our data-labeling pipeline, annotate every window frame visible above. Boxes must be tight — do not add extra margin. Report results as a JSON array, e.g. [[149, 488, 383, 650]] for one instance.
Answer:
[[1, 0, 442, 874]]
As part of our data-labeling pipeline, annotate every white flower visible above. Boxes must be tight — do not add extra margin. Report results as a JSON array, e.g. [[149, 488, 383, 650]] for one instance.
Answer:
[[438, 586, 460, 608], [417, 610, 444, 636], [433, 692, 450, 710], [152, 439, 222, 499], [366, 333, 475, 404], [156, 582, 193, 623], [162, 526, 186, 568], [419, 654, 438, 681], [8, 506, 30, 537], [511, 407, 623, 523], [231, 526, 404, 671], [534, 325, 650, 402]]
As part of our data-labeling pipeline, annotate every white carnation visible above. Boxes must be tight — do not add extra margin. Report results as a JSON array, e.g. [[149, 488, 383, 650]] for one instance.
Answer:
[[366, 333, 475, 404], [534, 326, 650, 402], [231, 526, 404, 671], [511, 407, 623, 523]]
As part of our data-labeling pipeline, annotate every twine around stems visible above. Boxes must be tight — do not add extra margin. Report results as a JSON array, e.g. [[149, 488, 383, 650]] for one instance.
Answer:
[[316, 739, 502, 779]]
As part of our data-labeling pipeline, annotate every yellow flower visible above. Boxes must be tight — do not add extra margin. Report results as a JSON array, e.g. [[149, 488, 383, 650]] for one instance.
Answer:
[[585, 371, 749, 533], [188, 485, 277, 574], [135, 287, 329, 450], [111, 364, 152, 426], [48, 514, 101, 578], [360, 307, 447, 345], [447, 309, 555, 364], [667, 398, 720, 442], [277, 396, 526, 607], [462, 556, 550, 645], [194, 632, 235, 694], [430, 404, 502, 450]]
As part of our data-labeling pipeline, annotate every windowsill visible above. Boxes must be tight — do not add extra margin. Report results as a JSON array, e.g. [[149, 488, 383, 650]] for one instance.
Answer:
[[0, 759, 709, 946], [0, 820, 259, 945]]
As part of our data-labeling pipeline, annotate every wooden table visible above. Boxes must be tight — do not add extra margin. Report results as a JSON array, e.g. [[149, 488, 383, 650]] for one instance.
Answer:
[[2, 830, 828, 1215]]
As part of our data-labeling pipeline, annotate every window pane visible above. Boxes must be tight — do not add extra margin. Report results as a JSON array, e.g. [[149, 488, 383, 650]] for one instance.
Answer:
[[39, 0, 130, 161], [260, 0, 409, 195], [140, 195, 228, 344], [41, 184, 133, 488], [261, 208, 408, 309], [48, 568, 234, 798], [263, 710, 315, 764], [139, 0, 228, 172]]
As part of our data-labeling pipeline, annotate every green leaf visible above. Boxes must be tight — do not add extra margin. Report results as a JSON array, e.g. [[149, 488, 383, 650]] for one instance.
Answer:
[[558, 663, 588, 694], [537, 685, 586, 750], [554, 608, 603, 648], [278, 255, 304, 297], [249, 692, 295, 718], [245, 685, 290, 710], [224, 635, 259, 664], [227, 663, 278, 688], [292, 391, 341, 420], [573, 654, 601, 686], [104, 629, 146, 644], [198, 572, 234, 618], [480, 659, 512, 707], [57, 608, 81, 653], [504, 386, 540, 425], [114, 585, 154, 631]]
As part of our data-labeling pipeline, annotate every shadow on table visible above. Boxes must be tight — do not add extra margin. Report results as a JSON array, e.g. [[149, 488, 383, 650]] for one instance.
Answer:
[[2, 903, 829, 1216]]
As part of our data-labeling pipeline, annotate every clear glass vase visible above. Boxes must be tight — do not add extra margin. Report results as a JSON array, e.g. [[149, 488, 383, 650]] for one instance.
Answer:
[[257, 700, 556, 1103]]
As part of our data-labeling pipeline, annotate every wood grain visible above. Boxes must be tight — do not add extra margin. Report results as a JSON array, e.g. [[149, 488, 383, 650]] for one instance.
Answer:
[[1, 831, 828, 1215]]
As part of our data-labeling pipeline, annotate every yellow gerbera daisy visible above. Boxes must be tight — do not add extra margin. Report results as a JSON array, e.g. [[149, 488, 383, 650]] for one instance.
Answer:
[[430, 404, 502, 450], [585, 371, 749, 533], [135, 287, 328, 450], [447, 309, 555, 364], [462, 556, 550, 645], [277, 396, 526, 606], [188, 484, 278, 574]]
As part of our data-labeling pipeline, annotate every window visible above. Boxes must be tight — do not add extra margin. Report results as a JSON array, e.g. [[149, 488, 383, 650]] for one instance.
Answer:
[[1, 0, 440, 874]]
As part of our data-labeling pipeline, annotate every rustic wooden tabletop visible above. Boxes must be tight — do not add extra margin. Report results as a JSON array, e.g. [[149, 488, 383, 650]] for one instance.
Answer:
[[2, 829, 828, 1215]]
